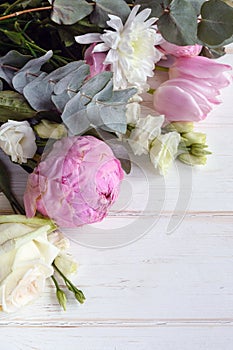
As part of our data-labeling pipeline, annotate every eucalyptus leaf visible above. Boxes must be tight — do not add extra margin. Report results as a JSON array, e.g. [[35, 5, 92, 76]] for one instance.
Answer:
[[90, 0, 130, 27], [23, 75, 55, 111], [158, 0, 198, 45], [53, 62, 89, 95], [134, 0, 169, 17], [51, 0, 93, 25], [61, 72, 136, 135], [0, 91, 36, 122], [44, 61, 84, 83], [190, 0, 206, 14], [198, 0, 233, 46], [61, 92, 90, 134], [51, 92, 70, 113], [87, 86, 137, 133], [201, 46, 226, 58], [0, 50, 31, 86], [12, 51, 53, 94], [80, 71, 112, 99], [52, 63, 90, 112]]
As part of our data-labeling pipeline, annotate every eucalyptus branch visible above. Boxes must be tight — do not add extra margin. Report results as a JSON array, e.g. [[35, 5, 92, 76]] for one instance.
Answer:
[[0, 6, 52, 21]]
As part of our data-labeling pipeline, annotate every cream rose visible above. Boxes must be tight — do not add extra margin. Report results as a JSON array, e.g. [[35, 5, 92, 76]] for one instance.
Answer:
[[128, 115, 165, 156], [0, 216, 59, 313], [0, 120, 37, 164]]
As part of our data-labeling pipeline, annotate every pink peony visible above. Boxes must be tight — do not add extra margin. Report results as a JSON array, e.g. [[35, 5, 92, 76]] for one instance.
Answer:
[[24, 136, 124, 228], [84, 43, 110, 78], [159, 41, 202, 57], [153, 56, 232, 122]]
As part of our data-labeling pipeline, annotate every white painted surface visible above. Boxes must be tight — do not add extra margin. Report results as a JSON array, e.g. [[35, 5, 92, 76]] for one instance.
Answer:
[[0, 52, 233, 349]]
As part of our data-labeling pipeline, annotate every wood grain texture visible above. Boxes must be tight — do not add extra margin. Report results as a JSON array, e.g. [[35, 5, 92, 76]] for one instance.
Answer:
[[0, 53, 233, 349]]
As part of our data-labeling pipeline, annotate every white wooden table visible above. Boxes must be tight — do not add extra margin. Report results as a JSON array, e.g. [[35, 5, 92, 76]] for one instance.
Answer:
[[0, 51, 233, 350]]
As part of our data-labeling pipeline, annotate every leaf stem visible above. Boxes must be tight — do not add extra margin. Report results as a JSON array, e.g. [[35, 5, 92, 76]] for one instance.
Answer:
[[0, 6, 52, 21]]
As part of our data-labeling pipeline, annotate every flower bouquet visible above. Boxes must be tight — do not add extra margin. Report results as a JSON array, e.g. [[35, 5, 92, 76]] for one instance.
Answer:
[[0, 0, 232, 313]]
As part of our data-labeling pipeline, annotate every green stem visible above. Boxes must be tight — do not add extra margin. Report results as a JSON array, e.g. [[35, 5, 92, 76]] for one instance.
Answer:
[[155, 65, 169, 72], [53, 262, 85, 303], [3, 0, 26, 15], [51, 275, 60, 290]]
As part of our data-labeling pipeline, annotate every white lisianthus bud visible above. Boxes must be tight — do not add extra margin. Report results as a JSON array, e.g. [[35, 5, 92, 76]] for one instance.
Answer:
[[34, 119, 68, 139], [178, 153, 207, 166], [150, 131, 180, 175], [128, 115, 164, 156], [0, 120, 37, 164], [165, 121, 194, 133], [182, 131, 206, 147], [54, 253, 78, 276]]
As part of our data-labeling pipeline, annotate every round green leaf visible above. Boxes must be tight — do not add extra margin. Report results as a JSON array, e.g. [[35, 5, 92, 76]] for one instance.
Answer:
[[134, 0, 169, 17], [198, 0, 233, 46], [158, 0, 198, 45], [51, 0, 93, 25], [90, 0, 130, 27]]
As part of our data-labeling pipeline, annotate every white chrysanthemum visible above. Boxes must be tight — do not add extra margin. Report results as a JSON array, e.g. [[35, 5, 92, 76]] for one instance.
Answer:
[[75, 5, 164, 91]]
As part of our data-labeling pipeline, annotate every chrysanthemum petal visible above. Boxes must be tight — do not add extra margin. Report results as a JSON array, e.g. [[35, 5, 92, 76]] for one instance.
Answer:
[[75, 33, 102, 44]]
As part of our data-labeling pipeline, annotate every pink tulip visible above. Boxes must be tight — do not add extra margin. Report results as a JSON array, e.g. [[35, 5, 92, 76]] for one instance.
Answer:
[[153, 56, 232, 122], [84, 43, 110, 77], [24, 136, 124, 228], [153, 79, 212, 121], [159, 41, 202, 57], [169, 56, 232, 88]]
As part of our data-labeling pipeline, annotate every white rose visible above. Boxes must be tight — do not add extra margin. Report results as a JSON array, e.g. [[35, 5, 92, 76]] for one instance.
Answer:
[[125, 95, 143, 125], [0, 216, 59, 313], [149, 131, 181, 175], [128, 115, 164, 155], [126, 102, 141, 125], [0, 120, 37, 164]]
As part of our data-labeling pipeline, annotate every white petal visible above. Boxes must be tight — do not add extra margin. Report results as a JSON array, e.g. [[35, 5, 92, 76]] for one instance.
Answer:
[[75, 33, 102, 44], [107, 15, 123, 32], [101, 31, 120, 49], [144, 17, 157, 28], [104, 49, 118, 64], [134, 8, 151, 23], [93, 43, 110, 53], [124, 5, 140, 28]]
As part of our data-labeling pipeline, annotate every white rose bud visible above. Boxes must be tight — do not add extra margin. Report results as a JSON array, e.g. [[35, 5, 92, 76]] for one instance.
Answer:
[[150, 131, 180, 175], [0, 120, 37, 164], [128, 115, 164, 155]]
